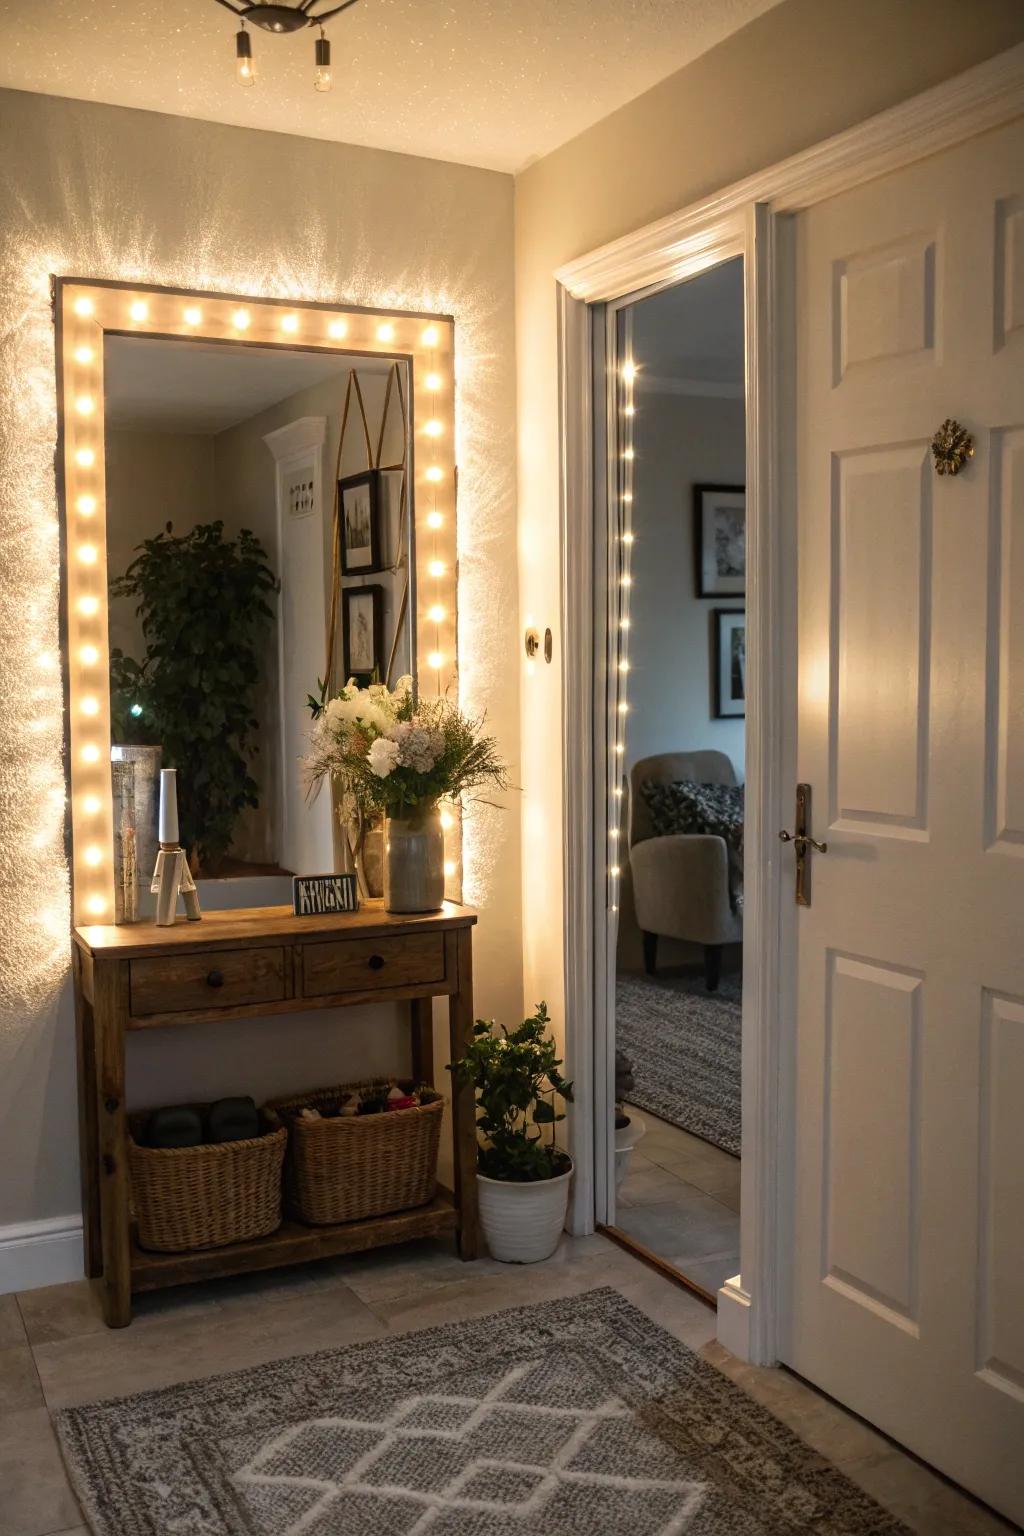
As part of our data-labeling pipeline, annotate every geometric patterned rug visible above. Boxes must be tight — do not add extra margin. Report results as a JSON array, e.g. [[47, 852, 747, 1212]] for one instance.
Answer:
[[617, 970, 742, 1156], [57, 1288, 907, 1534]]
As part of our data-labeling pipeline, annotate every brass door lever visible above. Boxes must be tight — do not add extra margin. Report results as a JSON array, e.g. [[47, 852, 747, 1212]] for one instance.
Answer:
[[779, 784, 827, 906]]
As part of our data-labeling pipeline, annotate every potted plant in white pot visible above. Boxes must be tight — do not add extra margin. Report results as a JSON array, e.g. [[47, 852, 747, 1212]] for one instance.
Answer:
[[614, 1048, 646, 1188], [451, 1002, 573, 1263]]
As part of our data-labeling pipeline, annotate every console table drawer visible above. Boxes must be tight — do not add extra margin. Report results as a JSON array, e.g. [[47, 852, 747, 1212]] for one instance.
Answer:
[[130, 948, 287, 1016], [301, 934, 446, 997]]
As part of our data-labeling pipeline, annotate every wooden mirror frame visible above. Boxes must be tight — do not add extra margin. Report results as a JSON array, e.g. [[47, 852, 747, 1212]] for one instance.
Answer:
[[54, 278, 458, 925]]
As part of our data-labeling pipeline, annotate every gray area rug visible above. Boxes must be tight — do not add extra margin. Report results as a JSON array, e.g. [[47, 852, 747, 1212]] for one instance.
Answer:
[[617, 971, 741, 1155], [57, 1287, 907, 1535]]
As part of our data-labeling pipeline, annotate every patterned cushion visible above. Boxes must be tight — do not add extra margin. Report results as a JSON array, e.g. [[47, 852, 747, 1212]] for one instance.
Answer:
[[639, 779, 745, 913]]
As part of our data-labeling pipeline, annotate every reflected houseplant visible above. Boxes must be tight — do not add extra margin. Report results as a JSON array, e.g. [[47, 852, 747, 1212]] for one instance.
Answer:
[[304, 675, 507, 912], [451, 1003, 573, 1263]]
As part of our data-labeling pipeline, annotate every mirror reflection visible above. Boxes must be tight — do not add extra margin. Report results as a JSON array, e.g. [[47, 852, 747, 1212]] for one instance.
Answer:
[[103, 335, 412, 914]]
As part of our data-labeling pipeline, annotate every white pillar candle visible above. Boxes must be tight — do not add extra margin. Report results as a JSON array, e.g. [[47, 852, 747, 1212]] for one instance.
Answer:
[[158, 768, 179, 845]]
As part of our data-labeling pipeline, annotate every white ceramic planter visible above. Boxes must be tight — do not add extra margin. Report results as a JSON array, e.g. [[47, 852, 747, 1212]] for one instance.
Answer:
[[614, 1111, 646, 1188], [476, 1164, 573, 1263]]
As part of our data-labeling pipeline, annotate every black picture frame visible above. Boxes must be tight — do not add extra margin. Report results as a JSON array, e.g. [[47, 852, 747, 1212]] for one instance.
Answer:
[[342, 584, 385, 686], [694, 482, 746, 597], [340, 468, 383, 575], [713, 608, 746, 719]]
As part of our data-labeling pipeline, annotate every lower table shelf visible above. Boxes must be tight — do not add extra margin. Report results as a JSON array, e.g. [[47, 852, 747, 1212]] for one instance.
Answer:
[[130, 1191, 459, 1293]]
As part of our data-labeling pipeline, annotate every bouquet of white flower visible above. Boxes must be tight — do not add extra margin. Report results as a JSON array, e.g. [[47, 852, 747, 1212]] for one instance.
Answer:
[[304, 675, 508, 824]]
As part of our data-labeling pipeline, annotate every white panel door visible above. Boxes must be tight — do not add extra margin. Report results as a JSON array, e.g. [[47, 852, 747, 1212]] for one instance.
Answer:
[[788, 116, 1024, 1524]]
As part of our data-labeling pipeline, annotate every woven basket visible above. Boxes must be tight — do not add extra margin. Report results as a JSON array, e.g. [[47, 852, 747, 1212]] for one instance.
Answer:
[[128, 1108, 287, 1253], [268, 1080, 444, 1226]]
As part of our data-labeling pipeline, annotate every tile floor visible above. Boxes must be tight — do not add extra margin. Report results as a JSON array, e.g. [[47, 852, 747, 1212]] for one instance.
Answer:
[[615, 1102, 741, 1294], [0, 1234, 1016, 1536]]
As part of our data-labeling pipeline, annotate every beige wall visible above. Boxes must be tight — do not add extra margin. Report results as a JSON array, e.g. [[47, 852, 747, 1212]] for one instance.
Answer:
[[0, 88, 519, 1238], [514, 0, 1024, 1034]]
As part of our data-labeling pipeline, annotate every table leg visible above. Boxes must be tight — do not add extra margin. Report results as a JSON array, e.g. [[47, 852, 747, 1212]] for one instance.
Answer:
[[410, 996, 434, 1086], [94, 961, 132, 1327], [449, 927, 479, 1260], [73, 948, 102, 1279]]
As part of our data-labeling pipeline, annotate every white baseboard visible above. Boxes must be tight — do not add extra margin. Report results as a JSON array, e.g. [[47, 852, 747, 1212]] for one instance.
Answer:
[[0, 1215, 84, 1295], [716, 1274, 752, 1361]]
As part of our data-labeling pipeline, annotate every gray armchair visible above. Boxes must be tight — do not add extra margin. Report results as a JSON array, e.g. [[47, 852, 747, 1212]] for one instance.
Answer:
[[628, 750, 742, 991]]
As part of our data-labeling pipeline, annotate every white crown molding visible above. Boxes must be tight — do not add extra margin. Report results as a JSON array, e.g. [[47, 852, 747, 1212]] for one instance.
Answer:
[[556, 42, 1024, 302], [262, 415, 328, 461], [0, 1214, 84, 1295]]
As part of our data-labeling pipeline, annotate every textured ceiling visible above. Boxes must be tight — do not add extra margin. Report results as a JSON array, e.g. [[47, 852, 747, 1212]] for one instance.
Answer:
[[0, 0, 780, 173]]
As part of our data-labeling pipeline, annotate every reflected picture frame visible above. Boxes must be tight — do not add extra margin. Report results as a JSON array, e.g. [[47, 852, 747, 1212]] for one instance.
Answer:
[[339, 467, 383, 575], [713, 608, 746, 718], [695, 482, 746, 597], [342, 584, 385, 685]]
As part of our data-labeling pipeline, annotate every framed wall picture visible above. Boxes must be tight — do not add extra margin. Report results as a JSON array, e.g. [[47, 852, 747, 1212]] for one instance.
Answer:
[[340, 468, 383, 575], [713, 608, 746, 718], [695, 483, 746, 597], [342, 584, 384, 685]]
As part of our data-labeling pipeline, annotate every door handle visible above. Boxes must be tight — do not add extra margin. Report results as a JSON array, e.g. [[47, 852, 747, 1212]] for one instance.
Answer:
[[779, 784, 826, 906]]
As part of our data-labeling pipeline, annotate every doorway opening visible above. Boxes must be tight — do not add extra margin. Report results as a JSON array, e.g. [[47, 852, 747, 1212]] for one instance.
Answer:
[[601, 256, 747, 1301]]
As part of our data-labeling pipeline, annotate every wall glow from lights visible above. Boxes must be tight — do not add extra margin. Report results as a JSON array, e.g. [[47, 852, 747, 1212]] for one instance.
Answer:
[[58, 280, 459, 922]]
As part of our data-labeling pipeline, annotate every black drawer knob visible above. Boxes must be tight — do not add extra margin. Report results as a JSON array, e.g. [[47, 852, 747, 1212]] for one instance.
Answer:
[[206, 968, 225, 988], [367, 954, 386, 971]]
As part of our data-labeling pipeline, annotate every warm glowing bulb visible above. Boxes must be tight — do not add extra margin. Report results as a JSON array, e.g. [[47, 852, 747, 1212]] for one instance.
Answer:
[[623, 447, 635, 461], [428, 559, 446, 578], [620, 619, 631, 632], [77, 494, 97, 516], [622, 492, 633, 503], [613, 786, 623, 797], [428, 604, 446, 623], [425, 372, 442, 391], [74, 345, 94, 365], [84, 845, 102, 865], [610, 827, 620, 838], [622, 531, 634, 544], [85, 895, 106, 916], [232, 308, 250, 330], [184, 305, 202, 325], [83, 795, 101, 815], [619, 660, 630, 672], [376, 322, 395, 343], [78, 544, 98, 564], [80, 644, 99, 665], [281, 313, 299, 333], [73, 296, 93, 317], [427, 651, 443, 669], [81, 743, 100, 763], [424, 419, 442, 437], [618, 702, 629, 713], [425, 466, 443, 482], [421, 325, 439, 347], [130, 300, 149, 322], [426, 511, 443, 529], [444, 860, 456, 878], [622, 361, 637, 383], [624, 404, 636, 417], [620, 574, 632, 587], [614, 743, 625, 755], [327, 319, 348, 339], [440, 811, 454, 831], [610, 864, 621, 877], [75, 447, 95, 468], [78, 596, 99, 616], [81, 696, 99, 715]]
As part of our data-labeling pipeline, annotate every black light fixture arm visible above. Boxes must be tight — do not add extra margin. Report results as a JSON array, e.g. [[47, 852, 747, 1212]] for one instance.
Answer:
[[212, 0, 359, 20]]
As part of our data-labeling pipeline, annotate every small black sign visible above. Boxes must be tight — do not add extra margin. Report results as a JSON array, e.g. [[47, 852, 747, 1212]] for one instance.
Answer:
[[292, 873, 359, 917]]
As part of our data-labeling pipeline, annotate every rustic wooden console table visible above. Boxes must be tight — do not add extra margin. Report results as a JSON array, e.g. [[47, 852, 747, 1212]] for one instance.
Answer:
[[72, 902, 479, 1327]]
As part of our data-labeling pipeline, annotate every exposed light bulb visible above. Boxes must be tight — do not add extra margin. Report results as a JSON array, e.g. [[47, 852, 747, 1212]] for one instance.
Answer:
[[78, 544, 98, 564], [75, 395, 94, 416], [327, 319, 348, 339], [623, 447, 635, 461], [81, 744, 100, 764], [85, 895, 107, 916], [424, 419, 442, 437], [440, 810, 454, 831], [622, 361, 637, 383], [75, 447, 95, 468], [73, 296, 94, 317], [184, 305, 202, 325], [81, 697, 99, 715], [620, 618, 631, 630], [425, 372, 442, 391], [425, 466, 443, 482], [622, 531, 634, 544], [77, 494, 97, 516], [620, 574, 632, 587], [80, 644, 99, 665], [421, 325, 439, 347], [426, 511, 443, 529], [622, 492, 633, 503], [232, 308, 250, 330], [236, 28, 255, 85], [610, 865, 621, 877], [624, 404, 636, 417], [428, 559, 445, 578], [83, 795, 101, 816], [376, 322, 395, 343], [74, 345, 94, 365], [281, 313, 299, 333], [314, 33, 332, 92], [619, 660, 630, 673], [427, 651, 444, 669], [443, 860, 456, 878], [428, 604, 446, 623], [84, 845, 102, 865], [129, 300, 148, 322], [78, 595, 99, 616], [614, 743, 625, 755]]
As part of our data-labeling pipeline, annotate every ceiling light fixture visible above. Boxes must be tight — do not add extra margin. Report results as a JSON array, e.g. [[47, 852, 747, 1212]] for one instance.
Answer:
[[215, 2, 359, 92]]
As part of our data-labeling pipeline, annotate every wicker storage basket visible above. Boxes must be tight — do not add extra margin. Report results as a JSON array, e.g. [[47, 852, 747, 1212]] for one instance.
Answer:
[[128, 1108, 287, 1253], [268, 1081, 444, 1226]]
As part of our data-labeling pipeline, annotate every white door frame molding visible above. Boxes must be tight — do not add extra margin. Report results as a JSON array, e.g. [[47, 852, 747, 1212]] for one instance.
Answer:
[[555, 42, 1024, 1367]]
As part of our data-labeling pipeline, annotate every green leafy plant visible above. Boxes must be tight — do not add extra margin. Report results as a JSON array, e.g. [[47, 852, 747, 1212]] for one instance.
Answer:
[[450, 1002, 573, 1182], [109, 520, 277, 872]]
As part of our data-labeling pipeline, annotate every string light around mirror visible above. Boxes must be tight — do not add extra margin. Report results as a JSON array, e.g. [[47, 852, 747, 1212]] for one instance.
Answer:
[[57, 279, 458, 923], [609, 354, 637, 912]]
